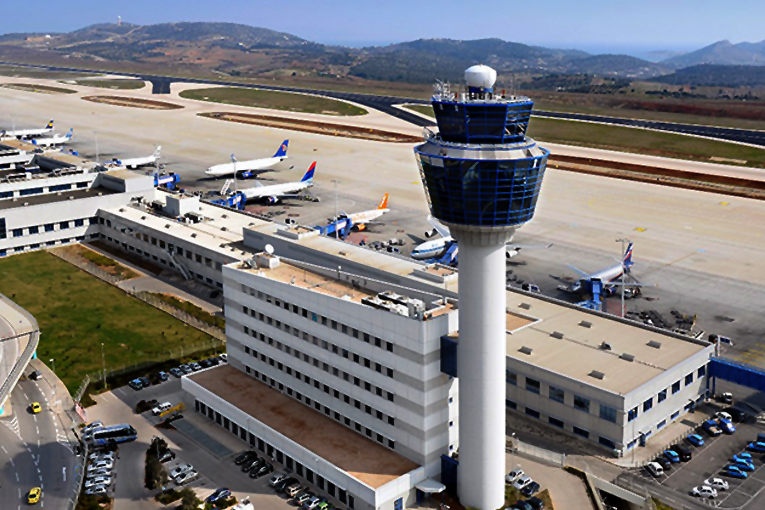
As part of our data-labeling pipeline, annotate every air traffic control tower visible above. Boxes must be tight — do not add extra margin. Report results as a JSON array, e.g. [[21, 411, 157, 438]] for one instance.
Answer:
[[414, 65, 549, 510]]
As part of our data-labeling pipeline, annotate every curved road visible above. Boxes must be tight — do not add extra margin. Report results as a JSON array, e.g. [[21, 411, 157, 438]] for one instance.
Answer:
[[3, 61, 765, 147]]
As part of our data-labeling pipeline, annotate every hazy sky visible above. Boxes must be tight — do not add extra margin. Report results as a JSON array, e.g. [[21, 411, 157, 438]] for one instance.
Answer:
[[0, 0, 761, 54]]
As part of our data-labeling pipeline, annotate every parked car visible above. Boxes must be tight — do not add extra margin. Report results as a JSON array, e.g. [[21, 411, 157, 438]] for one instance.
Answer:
[[716, 411, 733, 422], [656, 457, 672, 471], [704, 478, 729, 491], [302, 495, 322, 510], [646, 462, 664, 477], [235, 451, 257, 465], [88, 451, 114, 462], [220, 353, 228, 363], [276, 477, 298, 492], [703, 420, 722, 437], [521, 481, 541, 498], [85, 476, 112, 489], [199, 359, 212, 369], [155, 371, 170, 382], [718, 418, 736, 434], [252, 462, 273, 478], [724, 407, 747, 422], [757, 433, 765, 443], [505, 468, 525, 484], [87, 468, 112, 479], [747, 442, 765, 453], [242, 457, 264, 472], [85, 485, 107, 496], [513, 476, 533, 490], [151, 402, 173, 415], [721, 391, 734, 403], [128, 378, 144, 390], [269, 473, 288, 487], [158, 450, 176, 463], [731, 455, 754, 471], [174, 470, 199, 485], [206, 488, 232, 503], [663, 450, 680, 463], [286, 484, 303, 498], [170, 368, 184, 378], [137, 376, 150, 387], [179, 364, 192, 374], [524, 497, 546, 510], [686, 434, 705, 447], [90, 460, 114, 471], [670, 444, 692, 461], [208, 357, 220, 367], [724, 465, 748, 479], [511, 502, 532, 510], [82, 421, 104, 435], [170, 464, 194, 480], [691, 486, 717, 499], [296, 493, 315, 506], [189, 362, 202, 371]]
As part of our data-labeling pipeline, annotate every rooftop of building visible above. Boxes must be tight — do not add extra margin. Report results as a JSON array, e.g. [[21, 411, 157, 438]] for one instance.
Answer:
[[0, 139, 35, 152], [0, 185, 117, 210], [188, 365, 420, 489]]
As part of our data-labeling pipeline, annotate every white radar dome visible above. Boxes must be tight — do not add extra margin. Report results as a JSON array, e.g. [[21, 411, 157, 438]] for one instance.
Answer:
[[464, 64, 497, 89]]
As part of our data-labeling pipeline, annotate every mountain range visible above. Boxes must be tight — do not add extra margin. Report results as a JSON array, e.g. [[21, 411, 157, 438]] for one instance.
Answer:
[[0, 22, 764, 86]]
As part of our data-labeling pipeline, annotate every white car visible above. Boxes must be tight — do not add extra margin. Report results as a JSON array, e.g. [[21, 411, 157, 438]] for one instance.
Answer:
[[89, 451, 115, 462], [170, 464, 194, 479], [505, 468, 525, 484], [87, 468, 111, 479], [716, 411, 733, 422], [269, 473, 287, 487], [691, 486, 717, 499], [705, 478, 729, 491], [152, 402, 173, 415], [174, 470, 199, 485], [85, 484, 108, 495], [513, 476, 533, 490], [90, 460, 114, 471], [85, 476, 112, 489]]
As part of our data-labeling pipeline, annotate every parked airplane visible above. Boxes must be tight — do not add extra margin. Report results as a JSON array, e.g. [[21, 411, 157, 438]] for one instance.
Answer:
[[1, 120, 54, 139], [30, 128, 73, 148], [205, 140, 289, 178], [112, 146, 161, 169], [411, 215, 547, 261], [233, 162, 315, 204], [557, 243, 635, 295], [335, 193, 389, 231]]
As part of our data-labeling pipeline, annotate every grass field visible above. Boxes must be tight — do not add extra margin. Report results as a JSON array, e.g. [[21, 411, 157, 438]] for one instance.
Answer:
[[528, 117, 765, 168], [0, 83, 77, 94], [0, 65, 96, 80], [61, 245, 139, 281], [70, 78, 145, 90], [179, 87, 367, 116], [0, 251, 215, 393], [403, 104, 435, 117]]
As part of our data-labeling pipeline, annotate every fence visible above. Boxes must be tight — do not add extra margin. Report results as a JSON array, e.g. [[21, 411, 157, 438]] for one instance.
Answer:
[[51, 248, 225, 341], [65, 429, 87, 510], [507, 437, 567, 468]]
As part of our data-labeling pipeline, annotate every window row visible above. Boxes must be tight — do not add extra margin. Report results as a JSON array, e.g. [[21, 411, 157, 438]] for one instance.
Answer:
[[2, 216, 96, 239], [628, 366, 706, 422], [1, 181, 90, 200], [241, 284, 395, 355], [243, 362, 396, 450], [243, 339, 396, 423], [0, 234, 94, 256], [241, 306, 395, 380], [196, 400, 355, 509]]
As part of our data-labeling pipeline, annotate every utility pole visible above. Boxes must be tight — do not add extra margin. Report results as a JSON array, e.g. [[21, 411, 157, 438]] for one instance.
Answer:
[[616, 238, 631, 318]]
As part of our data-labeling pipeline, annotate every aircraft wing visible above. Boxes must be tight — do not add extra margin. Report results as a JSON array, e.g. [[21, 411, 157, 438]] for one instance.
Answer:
[[427, 215, 451, 238], [566, 264, 590, 278]]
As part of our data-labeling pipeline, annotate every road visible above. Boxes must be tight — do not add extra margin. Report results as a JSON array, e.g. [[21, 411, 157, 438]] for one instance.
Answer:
[[2, 61, 765, 147], [0, 377, 79, 510]]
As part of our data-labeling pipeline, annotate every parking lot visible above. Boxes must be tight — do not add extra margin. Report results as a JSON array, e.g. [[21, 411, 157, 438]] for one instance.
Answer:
[[634, 414, 765, 508]]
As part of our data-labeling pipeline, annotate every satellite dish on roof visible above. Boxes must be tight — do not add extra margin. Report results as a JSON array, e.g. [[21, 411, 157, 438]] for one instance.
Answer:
[[265, 244, 274, 255]]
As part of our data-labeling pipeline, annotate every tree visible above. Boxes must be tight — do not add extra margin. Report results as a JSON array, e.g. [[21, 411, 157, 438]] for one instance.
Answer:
[[177, 488, 202, 510]]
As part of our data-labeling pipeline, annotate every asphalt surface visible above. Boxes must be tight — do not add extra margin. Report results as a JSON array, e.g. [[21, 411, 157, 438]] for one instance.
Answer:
[[0, 380, 78, 510], [3, 61, 765, 147]]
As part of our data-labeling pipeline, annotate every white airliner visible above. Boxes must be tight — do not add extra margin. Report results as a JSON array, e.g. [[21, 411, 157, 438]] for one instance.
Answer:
[[1, 120, 54, 139], [233, 162, 315, 204], [30, 128, 73, 148], [411, 215, 550, 262], [558, 243, 635, 295], [205, 140, 289, 178], [111, 146, 161, 169], [334, 193, 389, 231]]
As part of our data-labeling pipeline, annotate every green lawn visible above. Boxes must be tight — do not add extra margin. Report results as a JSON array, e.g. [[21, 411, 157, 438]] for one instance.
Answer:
[[0, 65, 96, 80], [0, 251, 215, 393], [179, 87, 367, 116], [528, 117, 765, 168], [403, 104, 435, 117], [71, 78, 145, 90], [0, 83, 77, 94]]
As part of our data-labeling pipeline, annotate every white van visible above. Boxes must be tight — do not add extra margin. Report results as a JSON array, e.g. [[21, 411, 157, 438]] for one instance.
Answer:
[[647, 462, 664, 477]]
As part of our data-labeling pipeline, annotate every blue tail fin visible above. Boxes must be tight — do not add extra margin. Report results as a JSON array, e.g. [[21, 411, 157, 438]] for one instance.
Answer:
[[65, 128, 73, 139], [300, 162, 316, 182], [273, 140, 289, 158], [623, 242, 634, 268], [46, 120, 54, 129]]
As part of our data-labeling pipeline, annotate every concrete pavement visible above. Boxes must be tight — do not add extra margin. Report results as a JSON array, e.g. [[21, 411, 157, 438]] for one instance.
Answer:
[[505, 451, 593, 510]]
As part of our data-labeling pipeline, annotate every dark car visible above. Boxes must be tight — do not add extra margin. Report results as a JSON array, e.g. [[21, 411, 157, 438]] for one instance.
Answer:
[[169, 368, 183, 378], [275, 477, 298, 491], [242, 457, 264, 472], [234, 451, 257, 466], [525, 497, 545, 510], [29, 370, 41, 381], [512, 502, 533, 510], [670, 444, 692, 461], [656, 457, 672, 471], [208, 357, 220, 367], [520, 481, 541, 498], [206, 488, 232, 503], [128, 378, 144, 391], [137, 376, 151, 388], [155, 371, 170, 382], [724, 407, 747, 422], [252, 462, 273, 478], [158, 450, 176, 463], [199, 359, 212, 369]]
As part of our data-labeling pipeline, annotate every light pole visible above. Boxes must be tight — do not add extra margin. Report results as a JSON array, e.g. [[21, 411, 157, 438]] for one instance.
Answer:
[[331, 179, 339, 239], [49, 358, 56, 410], [101, 342, 107, 390], [616, 238, 631, 317]]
